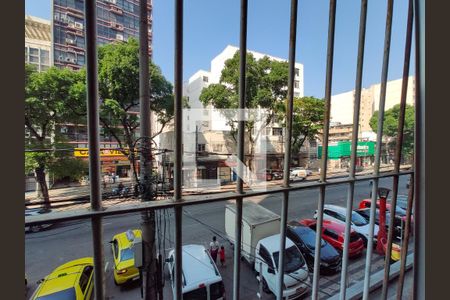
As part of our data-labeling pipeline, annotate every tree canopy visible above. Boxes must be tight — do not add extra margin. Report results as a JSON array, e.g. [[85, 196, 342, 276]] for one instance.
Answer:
[[25, 65, 86, 206], [98, 38, 174, 182], [369, 104, 415, 159]]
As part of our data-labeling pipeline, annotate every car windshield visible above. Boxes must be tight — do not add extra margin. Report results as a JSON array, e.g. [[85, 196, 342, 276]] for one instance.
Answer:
[[120, 248, 134, 261], [273, 246, 305, 273], [35, 287, 76, 300], [351, 211, 368, 226], [296, 227, 325, 249], [183, 287, 207, 300]]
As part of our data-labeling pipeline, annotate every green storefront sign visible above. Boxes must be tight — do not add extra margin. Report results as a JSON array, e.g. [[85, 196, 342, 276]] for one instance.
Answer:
[[318, 141, 375, 159]]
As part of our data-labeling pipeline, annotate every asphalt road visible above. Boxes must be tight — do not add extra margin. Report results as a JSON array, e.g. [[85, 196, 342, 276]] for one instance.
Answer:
[[25, 175, 412, 299]]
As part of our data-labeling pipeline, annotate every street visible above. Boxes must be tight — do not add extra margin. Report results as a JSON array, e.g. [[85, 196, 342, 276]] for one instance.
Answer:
[[25, 175, 412, 299]]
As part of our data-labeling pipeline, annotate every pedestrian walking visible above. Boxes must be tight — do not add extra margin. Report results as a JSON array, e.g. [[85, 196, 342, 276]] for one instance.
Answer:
[[112, 172, 116, 183], [219, 245, 226, 267], [209, 236, 220, 263]]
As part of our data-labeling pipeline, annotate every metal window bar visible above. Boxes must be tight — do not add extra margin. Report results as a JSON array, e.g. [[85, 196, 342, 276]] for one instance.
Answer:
[[381, 0, 414, 298], [232, 0, 247, 299], [174, 0, 184, 299], [24, 1, 424, 299], [413, 0, 425, 298], [276, 0, 298, 299], [338, 0, 368, 298], [362, 0, 394, 298], [311, 0, 337, 299], [84, 0, 105, 299]]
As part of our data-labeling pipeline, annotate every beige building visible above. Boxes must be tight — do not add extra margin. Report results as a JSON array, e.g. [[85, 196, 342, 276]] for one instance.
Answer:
[[25, 15, 52, 72], [330, 76, 415, 132]]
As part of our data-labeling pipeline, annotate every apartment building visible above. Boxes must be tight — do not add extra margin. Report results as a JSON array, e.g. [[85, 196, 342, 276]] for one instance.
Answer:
[[164, 45, 305, 186], [25, 16, 52, 72], [53, 0, 152, 69], [330, 76, 415, 132]]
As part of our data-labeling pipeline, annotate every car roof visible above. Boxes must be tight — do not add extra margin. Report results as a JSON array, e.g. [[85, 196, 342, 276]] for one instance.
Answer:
[[302, 218, 355, 234], [324, 204, 348, 215], [258, 234, 295, 253], [180, 245, 222, 288], [37, 258, 93, 297], [113, 229, 142, 248]]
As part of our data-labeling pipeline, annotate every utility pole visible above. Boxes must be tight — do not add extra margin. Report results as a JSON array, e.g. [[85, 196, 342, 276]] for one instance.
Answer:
[[138, 0, 157, 299]]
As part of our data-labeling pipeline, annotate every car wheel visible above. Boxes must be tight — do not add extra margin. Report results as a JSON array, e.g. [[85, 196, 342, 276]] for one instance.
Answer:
[[262, 277, 271, 294], [30, 225, 41, 233]]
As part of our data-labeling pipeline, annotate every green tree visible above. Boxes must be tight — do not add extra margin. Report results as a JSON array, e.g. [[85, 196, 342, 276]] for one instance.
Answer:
[[25, 65, 86, 208], [98, 38, 174, 183], [369, 104, 415, 161], [288, 96, 325, 155], [199, 51, 288, 170]]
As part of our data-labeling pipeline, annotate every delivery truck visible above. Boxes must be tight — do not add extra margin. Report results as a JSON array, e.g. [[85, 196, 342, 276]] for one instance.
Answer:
[[225, 202, 281, 265]]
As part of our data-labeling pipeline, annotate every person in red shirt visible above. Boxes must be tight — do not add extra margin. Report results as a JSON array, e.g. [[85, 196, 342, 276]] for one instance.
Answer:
[[219, 245, 225, 267]]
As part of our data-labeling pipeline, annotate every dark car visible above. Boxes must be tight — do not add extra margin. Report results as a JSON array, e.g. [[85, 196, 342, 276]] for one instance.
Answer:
[[25, 208, 53, 233], [354, 208, 405, 240], [287, 221, 341, 274]]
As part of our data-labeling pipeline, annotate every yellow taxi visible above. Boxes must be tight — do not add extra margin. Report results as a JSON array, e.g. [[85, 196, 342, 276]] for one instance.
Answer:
[[111, 229, 141, 285], [29, 257, 94, 300]]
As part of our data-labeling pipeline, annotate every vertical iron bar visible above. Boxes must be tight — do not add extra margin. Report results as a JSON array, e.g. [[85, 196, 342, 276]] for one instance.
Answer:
[[338, 0, 369, 296], [84, 0, 105, 299], [413, 0, 425, 299], [277, 0, 298, 299], [396, 173, 414, 299], [311, 1, 337, 299], [233, 1, 247, 299], [363, 0, 394, 298], [174, 0, 184, 299], [363, 0, 393, 300], [139, 0, 156, 299], [381, 0, 413, 298]]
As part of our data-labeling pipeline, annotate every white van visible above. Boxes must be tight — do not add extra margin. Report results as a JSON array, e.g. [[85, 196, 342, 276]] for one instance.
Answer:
[[255, 234, 310, 299], [166, 244, 225, 300]]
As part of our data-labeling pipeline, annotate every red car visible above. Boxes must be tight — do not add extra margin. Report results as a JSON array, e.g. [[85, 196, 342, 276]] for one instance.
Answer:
[[299, 219, 364, 258]]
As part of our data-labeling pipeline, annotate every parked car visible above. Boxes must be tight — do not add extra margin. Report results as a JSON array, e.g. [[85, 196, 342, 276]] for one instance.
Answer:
[[314, 205, 379, 246], [166, 244, 225, 300], [255, 234, 310, 298], [110, 229, 141, 285], [290, 167, 308, 179], [25, 208, 53, 233], [359, 198, 407, 217], [287, 221, 341, 274], [354, 208, 406, 240], [271, 169, 283, 180], [29, 257, 94, 300], [299, 219, 364, 258], [256, 168, 274, 181]]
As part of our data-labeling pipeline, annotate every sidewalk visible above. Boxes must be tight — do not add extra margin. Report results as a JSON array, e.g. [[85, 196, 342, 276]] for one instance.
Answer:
[[25, 164, 411, 205]]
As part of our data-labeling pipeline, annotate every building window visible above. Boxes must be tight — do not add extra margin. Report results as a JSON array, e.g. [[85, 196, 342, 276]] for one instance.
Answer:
[[294, 92, 300, 98], [197, 144, 206, 152], [202, 76, 208, 83], [40, 50, 50, 65], [294, 80, 300, 89], [212, 144, 222, 152], [295, 68, 299, 76], [272, 128, 283, 136]]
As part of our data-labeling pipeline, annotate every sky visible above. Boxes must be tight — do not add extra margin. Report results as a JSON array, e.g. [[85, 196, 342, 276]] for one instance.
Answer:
[[26, 0, 414, 98]]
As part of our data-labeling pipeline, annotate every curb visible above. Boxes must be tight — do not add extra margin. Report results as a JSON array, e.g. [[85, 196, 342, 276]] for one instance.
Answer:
[[328, 253, 414, 300]]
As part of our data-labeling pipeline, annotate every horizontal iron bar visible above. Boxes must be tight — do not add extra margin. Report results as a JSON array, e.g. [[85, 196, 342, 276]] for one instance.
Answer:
[[25, 170, 413, 226]]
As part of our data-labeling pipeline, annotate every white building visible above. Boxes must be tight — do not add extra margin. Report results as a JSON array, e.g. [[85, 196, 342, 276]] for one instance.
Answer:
[[169, 45, 306, 187], [25, 15, 52, 72], [330, 76, 415, 133]]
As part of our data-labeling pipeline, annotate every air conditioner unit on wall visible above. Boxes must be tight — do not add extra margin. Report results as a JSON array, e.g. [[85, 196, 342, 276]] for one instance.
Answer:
[[66, 38, 75, 45], [74, 22, 83, 29], [116, 34, 124, 41]]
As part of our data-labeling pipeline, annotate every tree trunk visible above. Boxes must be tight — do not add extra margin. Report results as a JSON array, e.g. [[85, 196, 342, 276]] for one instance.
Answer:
[[35, 165, 50, 210]]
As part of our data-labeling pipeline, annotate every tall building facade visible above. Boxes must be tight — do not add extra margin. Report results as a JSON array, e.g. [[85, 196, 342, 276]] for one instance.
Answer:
[[25, 16, 52, 72], [330, 76, 415, 132], [53, 0, 152, 70]]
